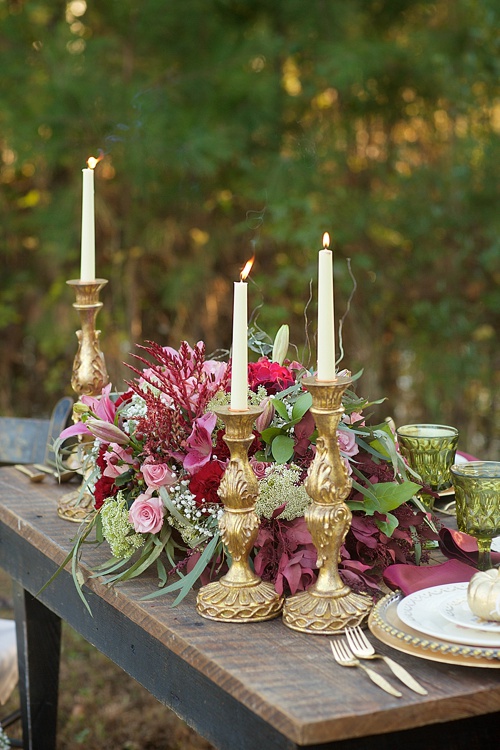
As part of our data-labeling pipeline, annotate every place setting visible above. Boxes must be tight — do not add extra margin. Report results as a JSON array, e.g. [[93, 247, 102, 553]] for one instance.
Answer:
[[369, 433, 500, 668]]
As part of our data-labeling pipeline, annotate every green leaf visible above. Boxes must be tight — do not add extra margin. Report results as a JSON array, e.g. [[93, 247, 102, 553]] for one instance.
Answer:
[[291, 391, 312, 422], [368, 422, 395, 460], [260, 426, 284, 444], [141, 533, 221, 605], [369, 480, 422, 512], [375, 512, 399, 536], [271, 398, 290, 421], [271, 434, 295, 463], [114, 469, 134, 487]]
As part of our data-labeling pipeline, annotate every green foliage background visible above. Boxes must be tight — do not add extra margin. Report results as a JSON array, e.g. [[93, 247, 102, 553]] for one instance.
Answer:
[[0, 0, 498, 457]]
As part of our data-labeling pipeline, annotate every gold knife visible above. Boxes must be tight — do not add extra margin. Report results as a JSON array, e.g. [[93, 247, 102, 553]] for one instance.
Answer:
[[377, 655, 428, 695]]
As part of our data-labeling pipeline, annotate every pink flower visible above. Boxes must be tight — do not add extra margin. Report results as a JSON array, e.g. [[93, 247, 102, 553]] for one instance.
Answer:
[[128, 493, 164, 534], [343, 411, 365, 427], [142, 460, 177, 489], [337, 427, 359, 458], [103, 445, 135, 478], [183, 412, 217, 474], [202, 359, 228, 386], [250, 458, 270, 480], [85, 418, 130, 445], [255, 397, 275, 433], [81, 383, 116, 423]]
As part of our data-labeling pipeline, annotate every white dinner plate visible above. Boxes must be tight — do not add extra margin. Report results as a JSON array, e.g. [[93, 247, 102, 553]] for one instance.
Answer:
[[439, 590, 500, 632], [397, 583, 500, 648]]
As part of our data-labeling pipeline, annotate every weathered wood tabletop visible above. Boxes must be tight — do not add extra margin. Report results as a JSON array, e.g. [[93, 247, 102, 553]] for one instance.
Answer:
[[0, 466, 499, 750]]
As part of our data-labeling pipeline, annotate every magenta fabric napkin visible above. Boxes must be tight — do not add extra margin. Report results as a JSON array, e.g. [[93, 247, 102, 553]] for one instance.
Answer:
[[438, 526, 500, 567], [383, 558, 476, 596]]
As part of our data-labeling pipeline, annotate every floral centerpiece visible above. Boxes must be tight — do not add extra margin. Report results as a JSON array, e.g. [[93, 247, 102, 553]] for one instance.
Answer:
[[56, 326, 435, 612]]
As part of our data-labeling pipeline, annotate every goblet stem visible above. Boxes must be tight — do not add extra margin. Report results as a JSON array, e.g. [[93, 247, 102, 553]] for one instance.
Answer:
[[476, 538, 493, 571]]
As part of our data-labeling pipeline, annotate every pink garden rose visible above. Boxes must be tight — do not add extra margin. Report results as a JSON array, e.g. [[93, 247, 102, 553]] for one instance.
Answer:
[[250, 458, 270, 480], [128, 493, 165, 534], [337, 427, 359, 458], [142, 460, 177, 489]]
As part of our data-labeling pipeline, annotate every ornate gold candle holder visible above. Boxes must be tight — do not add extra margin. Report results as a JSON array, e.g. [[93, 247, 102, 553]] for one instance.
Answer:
[[57, 279, 110, 522], [196, 405, 284, 622], [67, 279, 109, 396], [282, 375, 372, 634]]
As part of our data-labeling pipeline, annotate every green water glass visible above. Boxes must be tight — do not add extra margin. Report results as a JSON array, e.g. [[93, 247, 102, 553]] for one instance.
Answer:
[[396, 424, 459, 511], [451, 461, 500, 571]]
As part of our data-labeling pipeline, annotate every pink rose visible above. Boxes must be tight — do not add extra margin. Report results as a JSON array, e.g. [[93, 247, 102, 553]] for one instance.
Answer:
[[337, 427, 359, 458], [250, 458, 270, 480], [142, 461, 177, 489], [128, 493, 165, 534]]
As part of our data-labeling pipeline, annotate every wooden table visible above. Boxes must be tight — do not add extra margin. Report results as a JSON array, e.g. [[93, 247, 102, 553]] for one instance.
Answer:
[[0, 466, 499, 750]]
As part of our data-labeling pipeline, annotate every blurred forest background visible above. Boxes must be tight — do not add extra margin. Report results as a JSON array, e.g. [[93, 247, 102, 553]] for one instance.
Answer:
[[1, 0, 499, 458]]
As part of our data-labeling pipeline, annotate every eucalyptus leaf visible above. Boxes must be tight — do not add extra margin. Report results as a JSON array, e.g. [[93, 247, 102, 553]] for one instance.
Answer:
[[271, 434, 295, 463], [260, 426, 284, 444], [291, 391, 313, 421]]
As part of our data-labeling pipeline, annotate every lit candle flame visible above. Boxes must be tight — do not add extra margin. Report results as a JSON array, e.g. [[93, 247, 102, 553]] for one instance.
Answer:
[[322, 232, 330, 249], [87, 153, 104, 170], [240, 255, 255, 281]]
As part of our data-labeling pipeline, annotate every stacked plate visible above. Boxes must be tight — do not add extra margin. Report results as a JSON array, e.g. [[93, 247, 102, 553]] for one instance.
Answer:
[[369, 582, 500, 668]]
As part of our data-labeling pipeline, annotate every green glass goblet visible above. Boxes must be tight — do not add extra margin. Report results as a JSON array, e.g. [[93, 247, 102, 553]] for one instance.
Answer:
[[396, 424, 459, 512], [451, 461, 500, 571]]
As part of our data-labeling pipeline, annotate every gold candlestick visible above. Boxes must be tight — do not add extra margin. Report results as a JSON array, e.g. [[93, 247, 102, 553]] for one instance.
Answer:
[[196, 405, 284, 622], [67, 279, 109, 396], [57, 279, 110, 522], [282, 375, 372, 634]]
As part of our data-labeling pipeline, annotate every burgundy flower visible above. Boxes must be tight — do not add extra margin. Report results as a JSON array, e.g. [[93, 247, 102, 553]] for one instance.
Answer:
[[293, 410, 315, 457], [189, 460, 226, 508], [254, 516, 318, 596], [93, 474, 118, 510], [247, 357, 295, 395]]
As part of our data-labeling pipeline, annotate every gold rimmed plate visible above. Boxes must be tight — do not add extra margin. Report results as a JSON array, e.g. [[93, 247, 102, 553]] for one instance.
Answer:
[[368, 591, 500, 668]]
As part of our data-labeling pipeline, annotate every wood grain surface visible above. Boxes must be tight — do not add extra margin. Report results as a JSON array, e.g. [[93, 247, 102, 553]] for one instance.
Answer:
[[1, 466, 499, 749]]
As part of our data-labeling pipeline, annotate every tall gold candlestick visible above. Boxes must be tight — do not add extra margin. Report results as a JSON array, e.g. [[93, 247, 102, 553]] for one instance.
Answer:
[[57, 279, 110, 523], [282, 375, 372, 634], [196, 405, 284, 622], [67, 279, 109, 397]]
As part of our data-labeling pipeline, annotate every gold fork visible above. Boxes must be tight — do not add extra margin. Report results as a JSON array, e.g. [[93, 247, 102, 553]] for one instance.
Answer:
[[345, 626, 428, 695], [330, 640, 402, 697]]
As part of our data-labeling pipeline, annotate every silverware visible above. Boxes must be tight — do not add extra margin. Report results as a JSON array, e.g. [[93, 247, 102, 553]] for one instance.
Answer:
[[14, 464, 45, 483], [345, 626, 428, 695], [329, 640, 402, 698]]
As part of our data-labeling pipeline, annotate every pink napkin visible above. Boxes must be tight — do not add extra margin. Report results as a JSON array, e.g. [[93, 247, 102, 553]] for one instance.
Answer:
[[383, 558, 476, 596], [439, 526, 500, 567]]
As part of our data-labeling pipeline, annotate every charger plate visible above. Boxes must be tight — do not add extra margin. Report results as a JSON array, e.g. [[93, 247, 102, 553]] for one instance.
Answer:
[[368, 591, 500, 668]]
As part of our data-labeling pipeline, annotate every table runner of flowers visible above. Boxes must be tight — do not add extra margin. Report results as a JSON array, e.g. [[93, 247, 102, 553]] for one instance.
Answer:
[[56, 327, 436, 611]]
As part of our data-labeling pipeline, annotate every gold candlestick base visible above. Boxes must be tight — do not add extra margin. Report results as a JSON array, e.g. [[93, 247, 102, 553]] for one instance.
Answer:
[[58, 279, 110, 523], [196, 406, 284, 622], [282, 375, 372, 634], [57, 488, 95, 523]]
